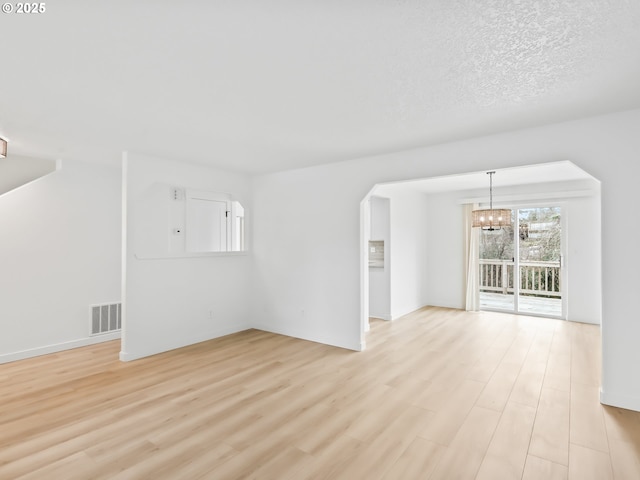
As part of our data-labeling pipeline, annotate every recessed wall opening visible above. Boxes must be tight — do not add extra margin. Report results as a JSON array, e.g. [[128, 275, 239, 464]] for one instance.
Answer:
[[360, 161, 602, 345]]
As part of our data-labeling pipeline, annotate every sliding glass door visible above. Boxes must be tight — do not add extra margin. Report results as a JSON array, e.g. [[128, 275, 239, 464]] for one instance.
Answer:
[[479, 206, 564, 318]]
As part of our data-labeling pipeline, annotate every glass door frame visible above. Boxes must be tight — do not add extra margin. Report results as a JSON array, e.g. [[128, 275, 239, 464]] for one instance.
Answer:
[[480, 202, 567, 320]]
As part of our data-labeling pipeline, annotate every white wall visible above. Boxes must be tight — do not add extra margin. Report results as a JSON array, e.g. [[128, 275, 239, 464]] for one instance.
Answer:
[[121, 152, 252, 361], [565, 191, 601, 324], [251, 167, 365, 350], [0, 160, 121, 363], [252, 109, 640, 411], [424, 191, 467, 309], [368, 196, 390, 320], [388, 190, 429, 319], [424, 179, 602, 325]]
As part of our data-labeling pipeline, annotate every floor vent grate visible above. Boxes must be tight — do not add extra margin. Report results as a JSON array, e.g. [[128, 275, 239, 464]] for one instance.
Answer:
[[91, 302, 121, 335]]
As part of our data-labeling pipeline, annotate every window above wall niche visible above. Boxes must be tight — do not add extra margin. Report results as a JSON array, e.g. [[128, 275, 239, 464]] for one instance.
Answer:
[[134, 183, 246, 259]]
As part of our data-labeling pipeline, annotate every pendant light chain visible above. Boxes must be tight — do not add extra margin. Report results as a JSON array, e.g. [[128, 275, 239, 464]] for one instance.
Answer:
[[488, 171, 494, 210]]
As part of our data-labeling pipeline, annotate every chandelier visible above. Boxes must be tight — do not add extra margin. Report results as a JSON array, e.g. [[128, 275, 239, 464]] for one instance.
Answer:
[[472, 171, 511, 230]]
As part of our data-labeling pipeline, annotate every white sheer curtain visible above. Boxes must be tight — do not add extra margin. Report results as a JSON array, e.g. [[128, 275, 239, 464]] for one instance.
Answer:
[[464, 204, 480, 311]]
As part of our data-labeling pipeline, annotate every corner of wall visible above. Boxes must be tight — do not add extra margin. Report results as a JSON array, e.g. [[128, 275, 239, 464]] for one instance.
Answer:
[[600, 388, 640, 412]]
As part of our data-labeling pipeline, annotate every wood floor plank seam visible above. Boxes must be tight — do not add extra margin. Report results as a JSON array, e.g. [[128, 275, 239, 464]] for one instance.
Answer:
[[527, 453, 570, 467]]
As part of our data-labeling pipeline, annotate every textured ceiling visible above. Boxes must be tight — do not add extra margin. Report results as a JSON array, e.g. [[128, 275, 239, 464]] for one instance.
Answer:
[[1, 1, 639, 173]]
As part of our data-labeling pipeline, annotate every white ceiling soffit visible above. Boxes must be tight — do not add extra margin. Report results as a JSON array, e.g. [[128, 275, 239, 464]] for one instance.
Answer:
[[1, 1, 639, 174], [372, 160, 596, 196]]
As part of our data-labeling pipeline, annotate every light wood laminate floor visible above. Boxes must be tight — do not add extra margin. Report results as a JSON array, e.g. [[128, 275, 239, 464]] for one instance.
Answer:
[[1, 307, 639, 479]]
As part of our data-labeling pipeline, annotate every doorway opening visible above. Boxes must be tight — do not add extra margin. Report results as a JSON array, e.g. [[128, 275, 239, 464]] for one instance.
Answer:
[[360, 161, 601, 347]]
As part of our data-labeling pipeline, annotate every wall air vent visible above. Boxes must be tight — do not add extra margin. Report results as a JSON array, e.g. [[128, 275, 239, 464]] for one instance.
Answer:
[[91, 302, 122, 335]]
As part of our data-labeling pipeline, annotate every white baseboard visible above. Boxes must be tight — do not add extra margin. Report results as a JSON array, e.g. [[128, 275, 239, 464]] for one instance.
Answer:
[[391, 305, 429, 321], [0, 332, 121, 364], [370, 314, 392, 321], [600, 388, 640, 412], [251, 323, 362, 352], [119, 324, 249, 362]]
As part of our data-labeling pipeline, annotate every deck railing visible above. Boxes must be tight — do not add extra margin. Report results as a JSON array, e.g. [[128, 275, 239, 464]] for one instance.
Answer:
[[479, 259, 561, 298]]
